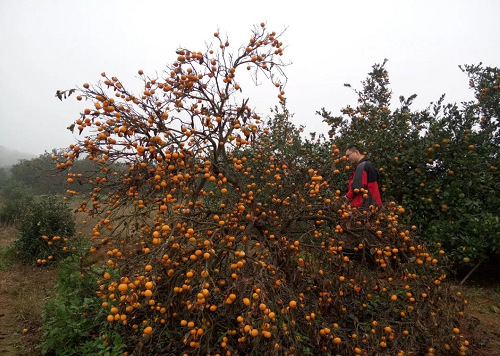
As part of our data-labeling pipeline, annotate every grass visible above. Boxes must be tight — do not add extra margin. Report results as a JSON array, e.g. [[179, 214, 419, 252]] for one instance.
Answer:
[[0, 220, 58, 356], [461, 283, 500, 355], [0, 256, 58, 356], [0, 244, 15, 271]]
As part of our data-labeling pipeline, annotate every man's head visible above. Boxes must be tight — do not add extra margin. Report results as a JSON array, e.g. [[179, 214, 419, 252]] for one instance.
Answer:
[[345, 145, 364, 165]]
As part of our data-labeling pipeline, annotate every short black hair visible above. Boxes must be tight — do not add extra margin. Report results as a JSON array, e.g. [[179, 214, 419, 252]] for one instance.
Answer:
[[346, 144, 361, 153]]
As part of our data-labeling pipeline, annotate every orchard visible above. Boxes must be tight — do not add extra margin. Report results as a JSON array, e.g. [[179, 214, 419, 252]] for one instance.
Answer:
[[45, 24, 500, 355]]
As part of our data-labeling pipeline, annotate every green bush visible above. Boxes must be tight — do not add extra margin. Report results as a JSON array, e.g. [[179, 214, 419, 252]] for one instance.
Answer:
[[318, 61, 500, 267], [0, 245, 16, 271], [426, 213, 500, 265], [9, 150, 127, 196], [10, 151, 68, 195], [0, 200, 29, 226], [0, 180, 34, 225], [41, 258, 125, 356], [15, 195, 77, 263]]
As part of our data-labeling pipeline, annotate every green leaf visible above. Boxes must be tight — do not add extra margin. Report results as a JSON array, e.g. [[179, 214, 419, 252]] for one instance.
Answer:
[[56, 304, 67, 319]]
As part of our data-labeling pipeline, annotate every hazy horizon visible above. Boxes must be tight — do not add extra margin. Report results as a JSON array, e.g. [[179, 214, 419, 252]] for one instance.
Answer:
[[1, 0, 499, 156], [0, 145, 36, 167]]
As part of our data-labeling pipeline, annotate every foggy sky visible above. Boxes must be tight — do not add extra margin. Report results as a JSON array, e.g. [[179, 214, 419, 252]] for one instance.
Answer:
[[1, 0, 499, 158]]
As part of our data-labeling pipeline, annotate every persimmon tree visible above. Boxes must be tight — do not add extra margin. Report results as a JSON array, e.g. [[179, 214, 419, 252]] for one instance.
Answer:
[[54, 26, 474, 356]]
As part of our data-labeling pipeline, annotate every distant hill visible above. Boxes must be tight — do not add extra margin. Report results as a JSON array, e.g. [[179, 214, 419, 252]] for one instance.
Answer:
[[0, 145, 36, 167]]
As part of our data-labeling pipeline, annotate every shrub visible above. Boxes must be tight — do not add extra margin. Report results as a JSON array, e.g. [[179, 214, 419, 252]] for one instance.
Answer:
[[55, 25, 475, 355], [15, 194, 77, 263], [318, 61, 500, 267], [41, 258, 124, 356], [0, 180, 34, 225], [0, 245, 16, 271], [10, 151, 68, 195], [426, 212, 500, 266]]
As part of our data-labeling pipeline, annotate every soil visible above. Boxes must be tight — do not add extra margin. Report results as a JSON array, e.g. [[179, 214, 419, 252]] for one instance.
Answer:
[[0, 226, 57, 356], [462, 283, 500, 355]]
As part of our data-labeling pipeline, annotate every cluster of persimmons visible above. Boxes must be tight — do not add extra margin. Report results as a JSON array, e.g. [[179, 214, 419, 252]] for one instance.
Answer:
[[53, 24, 473, 356]]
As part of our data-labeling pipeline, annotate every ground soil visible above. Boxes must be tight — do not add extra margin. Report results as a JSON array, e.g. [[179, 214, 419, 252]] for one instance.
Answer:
[[462, 283, 500, 355], [0, 226, 57, 355]]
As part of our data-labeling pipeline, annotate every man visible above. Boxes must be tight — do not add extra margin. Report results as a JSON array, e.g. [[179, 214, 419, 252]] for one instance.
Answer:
[[345, 145, 382, 208]]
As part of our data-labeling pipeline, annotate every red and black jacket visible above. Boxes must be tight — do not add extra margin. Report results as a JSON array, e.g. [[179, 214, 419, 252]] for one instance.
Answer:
[[346, 157, 382, 208]]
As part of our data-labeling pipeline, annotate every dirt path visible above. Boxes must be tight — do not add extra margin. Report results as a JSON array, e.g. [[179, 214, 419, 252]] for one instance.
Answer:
[[0, 226, 57, 356], [463, 284, 500, 355]]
